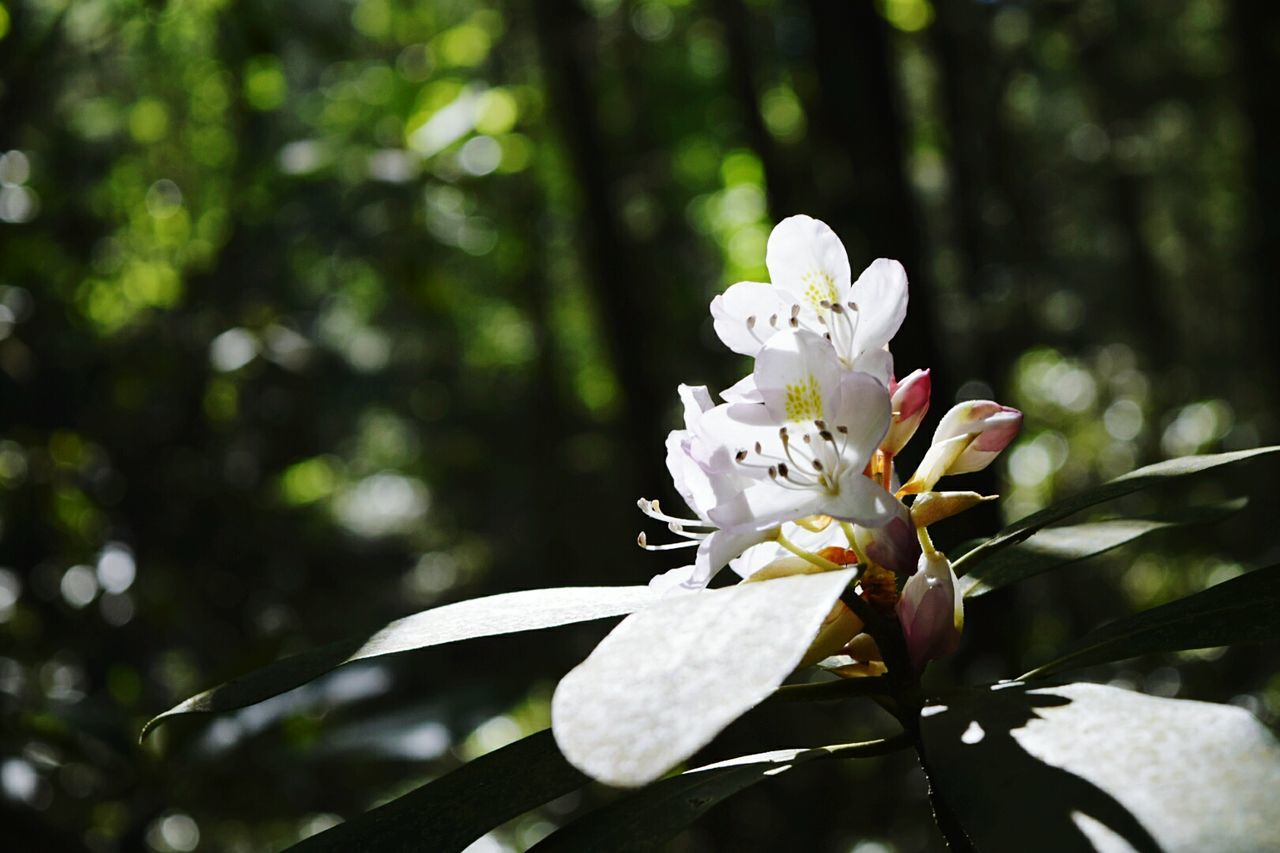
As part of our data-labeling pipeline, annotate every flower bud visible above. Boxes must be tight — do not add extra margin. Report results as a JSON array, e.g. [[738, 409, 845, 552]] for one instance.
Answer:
[[901, 401, 1023, 494], [896, 550, 964, 672], [883, 369, 931, 454], [852, 500, 920, 575], [909, 491, 997, 529]]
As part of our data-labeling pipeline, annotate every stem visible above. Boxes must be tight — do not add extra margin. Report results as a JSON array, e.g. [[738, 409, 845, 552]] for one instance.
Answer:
[[914, 733, 978, 852], [839, 521, 870, 565], [776, 533, 845, 571]]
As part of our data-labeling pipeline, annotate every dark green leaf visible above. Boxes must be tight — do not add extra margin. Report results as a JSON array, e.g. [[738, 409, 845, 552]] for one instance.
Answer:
[[530, 736, 910, 852], [142, 586, 655, 740], [956, 499, 1245, 598], [919, 681, 1280, 852], [287, 729, 586, 853], [1021, 564, 1280, 679], [952, 446, 1279, 575]]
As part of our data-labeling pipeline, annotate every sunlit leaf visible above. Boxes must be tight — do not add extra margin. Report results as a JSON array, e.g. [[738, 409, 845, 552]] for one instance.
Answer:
[[956, 499, 1244, 598], [288, 730, 585, 853], [530, 736, 909, 852], [953, 446, 1279, 575], [1021, 563, 1280, 679], [552, 570, 855, 788], [919, 682, 1280, 852], [142, 586, 656, 739]]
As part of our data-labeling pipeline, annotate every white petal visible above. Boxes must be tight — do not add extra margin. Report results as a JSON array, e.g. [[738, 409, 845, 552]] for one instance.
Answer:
[[552, 569, 855, 787], [823, 472, 899, 528], [707, 480, 828, 530], [831, 370, 892, 468], [676, 384, 715, 431], [648, 564, 700, 595], [754, 329, 844, 425], [664, 431, 716, 521], [848, 258, 908, 354], [710, 282, 790, 356], [851, 347, 894, 385], [765, 215, 851, 310], [728, 539, 784, 579], [720, 373, 762, 404], [691, 525, 778, 588]]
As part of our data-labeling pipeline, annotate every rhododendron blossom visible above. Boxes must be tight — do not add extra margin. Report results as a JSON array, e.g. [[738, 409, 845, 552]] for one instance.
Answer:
[[553, 213, 1023, 787]]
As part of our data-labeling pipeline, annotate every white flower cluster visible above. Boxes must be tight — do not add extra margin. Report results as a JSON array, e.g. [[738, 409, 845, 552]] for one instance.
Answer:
[[639, 215, 1022, 667]]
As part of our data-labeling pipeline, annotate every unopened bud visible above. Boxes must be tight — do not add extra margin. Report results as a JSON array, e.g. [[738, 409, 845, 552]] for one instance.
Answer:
[[901, 401, 1023, 494], [852, 501, 920, 575], [910, 491, 997, 528], [896, 550, 964, 672], [883, 369, 931, 454]]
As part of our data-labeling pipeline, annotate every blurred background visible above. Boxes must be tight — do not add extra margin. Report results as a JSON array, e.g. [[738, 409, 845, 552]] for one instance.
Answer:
[[2, 0, 1279, 850]]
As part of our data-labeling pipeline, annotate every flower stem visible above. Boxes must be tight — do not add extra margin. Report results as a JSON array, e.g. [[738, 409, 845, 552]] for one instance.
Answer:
[[776, 533, 844, 571]]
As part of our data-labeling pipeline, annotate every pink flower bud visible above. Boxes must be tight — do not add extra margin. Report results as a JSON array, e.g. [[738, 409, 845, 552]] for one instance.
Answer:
[[883, 369, 931, 454], [934, 400, 1022, 474], [853, 500, 920, 575], [901, 400, 1023, 493], [896, 550, 963, 671]]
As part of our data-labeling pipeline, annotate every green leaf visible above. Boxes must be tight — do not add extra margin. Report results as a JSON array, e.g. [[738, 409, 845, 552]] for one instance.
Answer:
[[142, 586, 656, 740], [1021, 563, 1280, 679], [952, 446, 1279, 576], [552, 570, 854, 787], [287, 729, 586, 853], [530, 736, 910, 852], [956, 499, 1245, 598], [919, 682, 1280, 852]]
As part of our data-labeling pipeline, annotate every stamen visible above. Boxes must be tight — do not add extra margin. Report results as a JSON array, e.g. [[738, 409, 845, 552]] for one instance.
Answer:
[[636, 531, 700, 551], [637, 498, 711, 528]]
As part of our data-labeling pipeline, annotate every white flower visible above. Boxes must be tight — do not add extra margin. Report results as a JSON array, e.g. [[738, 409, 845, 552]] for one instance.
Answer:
[[709, 215, 907, 383], [701, 329, 899, 533]]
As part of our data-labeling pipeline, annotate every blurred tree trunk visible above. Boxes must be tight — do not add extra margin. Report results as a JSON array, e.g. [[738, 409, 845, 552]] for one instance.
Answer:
[[802, 0, 945, 400], [1231, 0, 1280, 421], [713, 0, 793, 220], [528, 0, 665, 483]]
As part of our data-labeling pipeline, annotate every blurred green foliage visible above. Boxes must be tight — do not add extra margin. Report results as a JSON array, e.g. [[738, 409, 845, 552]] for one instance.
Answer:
[[1, 0, 1278, 850]]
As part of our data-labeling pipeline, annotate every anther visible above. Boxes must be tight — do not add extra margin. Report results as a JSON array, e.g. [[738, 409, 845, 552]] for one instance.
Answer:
[[768, 465, 779, 478], [754, 441, 763, 454], [769, 314, 779, 327], [820, 430, 834, 442], [746, 315, 756, 330], [778, 462, 789, 477], [812, 459, 824, 471], [735, 449, 748, 462], [830, 302, 845, 314]]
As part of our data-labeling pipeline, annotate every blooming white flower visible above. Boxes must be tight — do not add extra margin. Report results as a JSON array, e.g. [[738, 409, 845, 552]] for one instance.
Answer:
[[640, 384, 781, 593], [700, 329, 899, 535], [710, 215, 907, 383]]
